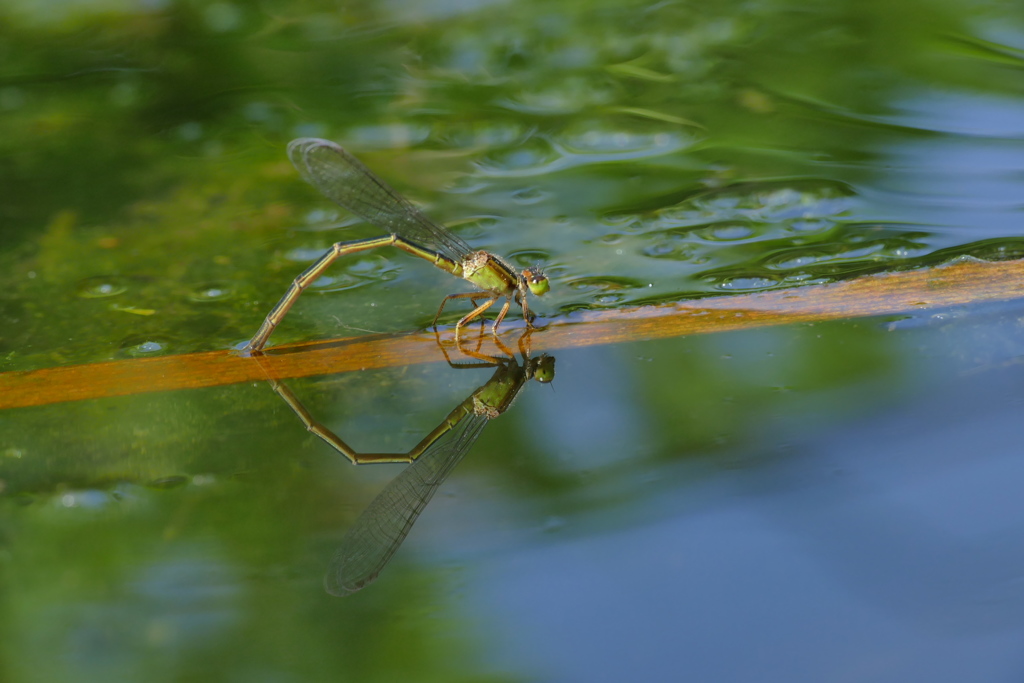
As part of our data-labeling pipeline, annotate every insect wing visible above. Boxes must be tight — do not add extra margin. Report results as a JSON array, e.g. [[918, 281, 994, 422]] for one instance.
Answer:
[[288, 138, 472, 262], [324, 410, 489, 596]]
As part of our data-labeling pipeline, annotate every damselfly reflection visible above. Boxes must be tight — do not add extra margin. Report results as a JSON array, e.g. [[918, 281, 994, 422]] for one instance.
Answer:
[[267, 332, 554, 595]]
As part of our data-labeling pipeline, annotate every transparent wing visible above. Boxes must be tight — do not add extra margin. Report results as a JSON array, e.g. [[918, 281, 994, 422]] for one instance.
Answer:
[[324, 409, 489, 596], [288, 137, 472, 262]]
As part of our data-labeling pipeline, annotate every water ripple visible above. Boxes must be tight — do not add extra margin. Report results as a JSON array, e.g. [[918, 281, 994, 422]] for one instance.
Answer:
[[476, 130, 694, 178]]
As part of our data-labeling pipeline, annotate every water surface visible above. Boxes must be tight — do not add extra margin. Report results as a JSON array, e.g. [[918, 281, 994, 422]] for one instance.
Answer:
[[3, 0, 1024, 680]]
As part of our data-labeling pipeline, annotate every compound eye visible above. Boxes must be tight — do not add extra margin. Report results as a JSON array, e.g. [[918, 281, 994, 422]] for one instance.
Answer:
[[523, 268, 550, 296], [532, 355, 555, 383]]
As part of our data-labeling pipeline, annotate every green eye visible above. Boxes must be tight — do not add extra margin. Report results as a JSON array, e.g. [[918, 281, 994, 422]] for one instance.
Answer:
[[523, 269, 550, 295], [532, 355, 556, 383]]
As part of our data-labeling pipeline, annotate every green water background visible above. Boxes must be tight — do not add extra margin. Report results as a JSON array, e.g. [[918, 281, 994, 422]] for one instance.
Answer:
[[4, 0, 1024, 681]]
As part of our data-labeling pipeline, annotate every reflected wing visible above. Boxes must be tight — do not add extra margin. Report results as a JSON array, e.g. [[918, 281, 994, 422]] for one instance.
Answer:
[[288, 137, 472, 262], [324, 409, 489, 596]]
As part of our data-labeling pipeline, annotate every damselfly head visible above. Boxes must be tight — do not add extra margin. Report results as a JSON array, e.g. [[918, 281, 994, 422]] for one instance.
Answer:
[[530, 354, 556, 384], [522, 267, 550, 296]]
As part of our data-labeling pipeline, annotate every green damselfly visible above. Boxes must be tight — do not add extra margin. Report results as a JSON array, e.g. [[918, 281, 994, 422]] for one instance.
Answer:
[[244, 138, 549, 353]]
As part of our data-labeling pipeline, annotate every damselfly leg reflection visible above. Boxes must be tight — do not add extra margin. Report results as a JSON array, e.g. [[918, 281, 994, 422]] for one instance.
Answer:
[[265, 330, 553, 595]]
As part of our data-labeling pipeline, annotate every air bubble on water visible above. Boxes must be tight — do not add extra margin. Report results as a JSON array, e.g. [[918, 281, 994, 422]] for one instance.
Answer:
[[77, 276, 131, 298], [716, 276, 778, 291], [188, 283, 233, 302], [118, 335, 175, 358]]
